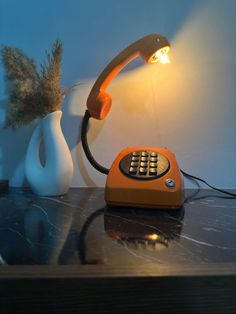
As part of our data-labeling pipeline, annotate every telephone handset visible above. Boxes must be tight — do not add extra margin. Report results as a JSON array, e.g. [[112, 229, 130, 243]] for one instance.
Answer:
[[82, 34, 184, 209]]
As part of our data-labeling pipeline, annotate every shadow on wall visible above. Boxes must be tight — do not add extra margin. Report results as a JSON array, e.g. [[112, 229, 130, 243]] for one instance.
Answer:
[[0, 99, 36, 186]]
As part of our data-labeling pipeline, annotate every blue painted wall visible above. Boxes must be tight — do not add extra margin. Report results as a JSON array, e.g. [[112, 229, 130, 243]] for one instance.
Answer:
[[0, 0, 236, 188], [0, 0, 199, 91]]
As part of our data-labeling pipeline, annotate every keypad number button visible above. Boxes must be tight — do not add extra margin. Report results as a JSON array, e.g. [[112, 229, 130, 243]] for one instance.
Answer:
[[149, 168, 157, 175], [129, 167, 138, 174], [140, 162, 148, 167], [131, 162, 139, 167], [150, 157, 157, 162], [139, 167, 147, 175], [150, 152, 157, 157], [150, 162, 157, 168]]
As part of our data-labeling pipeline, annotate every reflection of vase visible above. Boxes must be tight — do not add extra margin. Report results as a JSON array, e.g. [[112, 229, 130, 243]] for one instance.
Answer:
[[24, 200, 73, 264], [25, 110, 73, 196]]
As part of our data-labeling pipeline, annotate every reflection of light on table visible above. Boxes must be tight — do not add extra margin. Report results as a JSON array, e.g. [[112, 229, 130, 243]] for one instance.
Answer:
[[145, 233, 159, 241], [104, 207, 184, 256]]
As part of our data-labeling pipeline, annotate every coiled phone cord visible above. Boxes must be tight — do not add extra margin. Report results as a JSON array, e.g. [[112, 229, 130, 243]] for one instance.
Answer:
[[81, 110, 236, 197]]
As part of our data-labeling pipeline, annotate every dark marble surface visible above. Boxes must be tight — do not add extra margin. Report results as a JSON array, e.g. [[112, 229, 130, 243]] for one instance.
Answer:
[[0, 188, 236, 267]]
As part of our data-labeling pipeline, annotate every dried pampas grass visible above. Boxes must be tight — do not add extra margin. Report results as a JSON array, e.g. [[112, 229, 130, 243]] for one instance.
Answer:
[[1, 40, 69, 129]]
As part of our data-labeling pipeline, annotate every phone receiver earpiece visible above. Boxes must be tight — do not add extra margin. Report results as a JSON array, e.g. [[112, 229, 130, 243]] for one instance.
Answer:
[[87, 91, 112, 120]]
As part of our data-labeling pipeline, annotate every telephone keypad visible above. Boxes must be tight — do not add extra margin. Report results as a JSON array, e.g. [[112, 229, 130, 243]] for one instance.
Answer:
[[120, 150, 170, 180]]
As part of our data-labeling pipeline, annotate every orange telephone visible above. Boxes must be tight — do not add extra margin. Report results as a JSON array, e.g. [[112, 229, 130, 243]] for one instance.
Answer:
[[105, 147, 184, 209], [81, 34, 184, 209]]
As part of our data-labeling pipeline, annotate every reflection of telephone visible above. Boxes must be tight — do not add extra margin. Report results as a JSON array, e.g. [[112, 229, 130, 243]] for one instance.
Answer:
[[106, 147, 184, 209], [81, 34, 184, 210], [104, 206, 184, 248]]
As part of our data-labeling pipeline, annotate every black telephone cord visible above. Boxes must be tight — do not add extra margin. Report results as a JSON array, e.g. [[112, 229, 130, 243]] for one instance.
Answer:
[[81, 110, 109, 175], [180, 169, 236, 197]]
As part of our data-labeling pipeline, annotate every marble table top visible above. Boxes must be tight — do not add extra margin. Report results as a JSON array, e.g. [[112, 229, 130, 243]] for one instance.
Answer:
[[0, 188, 235, 269]]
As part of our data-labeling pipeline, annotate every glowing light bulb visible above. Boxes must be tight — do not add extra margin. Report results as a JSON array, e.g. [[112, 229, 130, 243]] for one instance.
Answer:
[[150, 46, 170, 64], [159, 53, 170, 64]]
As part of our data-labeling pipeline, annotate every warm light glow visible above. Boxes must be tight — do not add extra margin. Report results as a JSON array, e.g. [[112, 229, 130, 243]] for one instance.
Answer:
[[149, 46, 170, 64], [145, 233, 159, 240], [159, 53, 170, 64]]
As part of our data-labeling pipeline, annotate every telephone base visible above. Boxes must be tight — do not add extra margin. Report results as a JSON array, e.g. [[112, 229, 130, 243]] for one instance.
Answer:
[[105, 147, 184, 210]]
